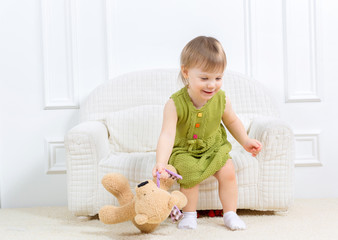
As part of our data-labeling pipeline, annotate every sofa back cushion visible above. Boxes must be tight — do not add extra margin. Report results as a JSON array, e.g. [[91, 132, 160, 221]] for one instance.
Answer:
[[80, 69, 279, 124], [80, 69, 181, 122], [106, 105, 164, 152]]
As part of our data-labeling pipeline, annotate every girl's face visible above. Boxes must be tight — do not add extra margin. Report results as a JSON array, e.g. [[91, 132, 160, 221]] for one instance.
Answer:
[[182, 66, 223, 104]]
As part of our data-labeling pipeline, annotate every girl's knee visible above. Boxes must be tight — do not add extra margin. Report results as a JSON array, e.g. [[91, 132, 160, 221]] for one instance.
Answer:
[[215, 160, 236, 182]]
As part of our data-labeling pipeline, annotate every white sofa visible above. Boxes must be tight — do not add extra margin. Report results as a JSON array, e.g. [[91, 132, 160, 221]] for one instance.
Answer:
[[65, 69, 294, 216]]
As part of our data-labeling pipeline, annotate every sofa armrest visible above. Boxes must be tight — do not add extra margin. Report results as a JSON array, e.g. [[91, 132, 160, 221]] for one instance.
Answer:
[[64, 120, 109, 216], [248, 117, 295, 210]]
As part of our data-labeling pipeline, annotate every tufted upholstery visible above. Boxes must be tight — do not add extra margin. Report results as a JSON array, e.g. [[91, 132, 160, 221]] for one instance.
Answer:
[[65, 69, 294, 216]]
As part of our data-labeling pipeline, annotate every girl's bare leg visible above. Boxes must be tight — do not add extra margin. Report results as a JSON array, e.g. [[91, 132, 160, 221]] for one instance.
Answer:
[[214, 159, 246, 230], [178, 184, 199, 229]]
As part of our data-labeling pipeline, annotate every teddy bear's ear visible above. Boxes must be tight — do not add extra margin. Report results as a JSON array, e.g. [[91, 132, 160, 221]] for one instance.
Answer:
[[134, 214, 149, 225], [170, 191, 188, 209]]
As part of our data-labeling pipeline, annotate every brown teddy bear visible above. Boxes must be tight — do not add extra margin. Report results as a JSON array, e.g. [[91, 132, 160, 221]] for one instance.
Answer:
[[99, 165, 187, 233]]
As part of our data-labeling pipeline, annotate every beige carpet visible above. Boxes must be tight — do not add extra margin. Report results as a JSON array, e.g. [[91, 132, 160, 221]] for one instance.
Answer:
[[0, 199, 338, 240]]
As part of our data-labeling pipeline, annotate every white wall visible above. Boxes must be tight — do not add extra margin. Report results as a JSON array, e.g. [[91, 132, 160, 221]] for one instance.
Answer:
[[0, 0, 337, 208]]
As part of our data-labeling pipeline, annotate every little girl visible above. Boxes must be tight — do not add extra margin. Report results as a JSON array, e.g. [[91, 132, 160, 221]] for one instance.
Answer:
[[152, 36, 262, 230]]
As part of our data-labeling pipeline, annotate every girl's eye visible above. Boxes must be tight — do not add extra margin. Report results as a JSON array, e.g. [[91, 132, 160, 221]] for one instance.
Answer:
[[216, 78, 222, 81], [201, 78, 208, 80]]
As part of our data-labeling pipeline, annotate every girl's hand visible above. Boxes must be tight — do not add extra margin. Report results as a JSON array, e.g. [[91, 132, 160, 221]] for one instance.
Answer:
[[152, 163, 169, 179], [243, 138, 262, 157]]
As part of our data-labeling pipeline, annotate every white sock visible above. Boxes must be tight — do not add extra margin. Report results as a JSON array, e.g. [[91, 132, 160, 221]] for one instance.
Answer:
[[223, 211, 246, 230], [178, 211, 197, 229]]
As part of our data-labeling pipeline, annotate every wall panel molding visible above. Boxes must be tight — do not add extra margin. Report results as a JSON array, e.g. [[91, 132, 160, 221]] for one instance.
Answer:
[[45, 138, 67, 174], [283, 0, 320, 103], [243, 0, 253, 78], [41, 0, 79, 109], [294, 131, 321, 167]]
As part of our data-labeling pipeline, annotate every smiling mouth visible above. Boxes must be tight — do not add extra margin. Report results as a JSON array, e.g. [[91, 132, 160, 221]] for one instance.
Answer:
[[203, 90, 214, 95]]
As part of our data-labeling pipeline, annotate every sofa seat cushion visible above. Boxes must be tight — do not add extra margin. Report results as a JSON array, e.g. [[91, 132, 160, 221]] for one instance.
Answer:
[[97, 149, 259, 210], [98, 149, 258, 191]]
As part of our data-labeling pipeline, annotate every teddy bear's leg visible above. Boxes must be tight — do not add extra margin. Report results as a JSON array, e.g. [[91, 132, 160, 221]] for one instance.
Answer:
[[99, 201, 136, 224], [102, 173, 134, 205]]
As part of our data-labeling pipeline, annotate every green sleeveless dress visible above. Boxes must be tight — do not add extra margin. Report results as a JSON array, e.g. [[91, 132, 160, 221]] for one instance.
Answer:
[[168, 87, 232, 189]]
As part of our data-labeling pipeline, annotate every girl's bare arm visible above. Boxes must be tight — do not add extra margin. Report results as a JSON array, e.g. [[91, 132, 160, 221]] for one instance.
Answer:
[[152, 99, 178, 177]]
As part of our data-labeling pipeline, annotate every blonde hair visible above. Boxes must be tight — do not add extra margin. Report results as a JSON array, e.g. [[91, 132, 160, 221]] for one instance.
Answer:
[[179, 36, 227, 86]]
